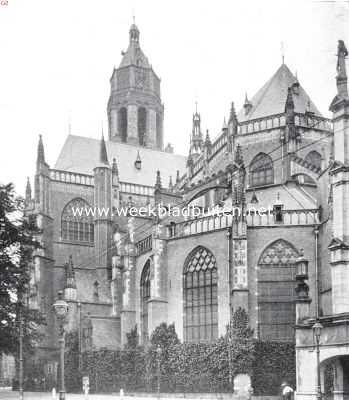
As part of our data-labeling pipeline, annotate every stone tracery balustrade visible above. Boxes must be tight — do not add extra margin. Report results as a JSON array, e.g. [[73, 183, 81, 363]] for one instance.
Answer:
[[50, 169, 94, 186], [119, 182, 154, 197], [166, 208, 320, 239], [50, 169, 155, 196]]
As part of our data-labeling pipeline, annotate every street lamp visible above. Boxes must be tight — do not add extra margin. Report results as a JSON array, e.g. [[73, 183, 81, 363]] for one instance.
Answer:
[[156, 344, 162, 398], [313, 321, 323, 400], [52, 291, 69, 400]]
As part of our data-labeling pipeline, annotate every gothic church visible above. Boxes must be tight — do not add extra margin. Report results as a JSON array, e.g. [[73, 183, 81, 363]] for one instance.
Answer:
[[25, 23, 349, 397]]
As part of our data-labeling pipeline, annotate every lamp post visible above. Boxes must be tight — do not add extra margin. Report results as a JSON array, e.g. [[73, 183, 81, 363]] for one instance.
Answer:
[[52, 291, 69, 400], [313, 321, 323, 400], [156, 344, 162, 398], [18, 305, 24, 400]]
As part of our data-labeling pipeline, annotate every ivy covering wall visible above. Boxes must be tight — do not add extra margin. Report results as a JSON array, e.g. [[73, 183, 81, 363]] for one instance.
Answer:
[[63, 310, 295, 395]]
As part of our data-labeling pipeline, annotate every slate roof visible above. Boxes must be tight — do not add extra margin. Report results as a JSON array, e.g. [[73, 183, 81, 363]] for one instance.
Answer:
[[237, 63, 323, 122], [54, 135, 187, 188]]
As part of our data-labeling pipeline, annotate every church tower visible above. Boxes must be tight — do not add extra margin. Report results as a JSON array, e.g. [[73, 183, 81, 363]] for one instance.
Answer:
[[107, 22, 164, 150]]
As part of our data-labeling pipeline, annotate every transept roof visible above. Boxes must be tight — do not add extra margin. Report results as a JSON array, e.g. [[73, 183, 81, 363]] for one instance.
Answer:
[[237, 63, 322, 122]]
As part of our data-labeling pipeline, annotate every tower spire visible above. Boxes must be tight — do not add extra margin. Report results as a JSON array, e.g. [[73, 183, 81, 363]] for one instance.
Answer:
[[99, 134, 109, 165], [25, 177, 32, 203], [37, 134, 45, 166]]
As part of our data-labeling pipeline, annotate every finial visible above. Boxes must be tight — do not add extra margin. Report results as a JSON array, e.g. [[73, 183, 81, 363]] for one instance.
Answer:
[[285, 87, 295, 111], [281, 41, 285, 65], [176, 170, 180, 183], [229, 101, 237, 124], [112, 158, 119, 175], [222, 116, 228, 130], [155, 170, 162, 189], [195, 100, 198, 114], [205, 129, 211, 147]]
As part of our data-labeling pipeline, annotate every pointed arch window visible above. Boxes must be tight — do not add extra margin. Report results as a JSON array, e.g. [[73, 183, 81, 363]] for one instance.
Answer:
[[156, 113, 162, 149], [257, 239, 299, 342], [61, 198, 94, 244], [140, 260, 151, 343], [138, 107, 147, 146], [118, 107, 128, 142], [249, 153, 274, 187], [183, 246, 218, 342]]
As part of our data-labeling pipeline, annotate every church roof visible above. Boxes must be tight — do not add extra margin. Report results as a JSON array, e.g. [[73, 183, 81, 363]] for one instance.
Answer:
[[237, 63, 322, 122], [54, 135, 187, 188]]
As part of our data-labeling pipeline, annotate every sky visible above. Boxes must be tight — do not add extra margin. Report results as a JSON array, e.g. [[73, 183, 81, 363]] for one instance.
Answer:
[[0, 0, 349, 195]]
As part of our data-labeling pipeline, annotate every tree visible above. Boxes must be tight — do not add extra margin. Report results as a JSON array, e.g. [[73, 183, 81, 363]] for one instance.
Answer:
[[0, 183, 44, 355], [150, 322, 179, 349]]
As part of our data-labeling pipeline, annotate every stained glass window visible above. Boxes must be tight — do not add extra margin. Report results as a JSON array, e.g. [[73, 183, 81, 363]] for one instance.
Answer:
[[249, 153, 274, 187], [183, 246, 218, 342], [61, 198, 94, 244]]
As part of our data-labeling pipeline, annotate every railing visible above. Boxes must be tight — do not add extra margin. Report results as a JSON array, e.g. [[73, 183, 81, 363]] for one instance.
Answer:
[[167, 212, 245, 239], [50, 169, 94, 186], [50, 170, 154, 196], [246, 208, 320, 226], [120, 182, 154, 197], [167, 208, 319, 239], [238, 113, 285, 135], [294, 113, 332, 131], [135, 235, 152, 256], [237, 113, 332, 135]]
